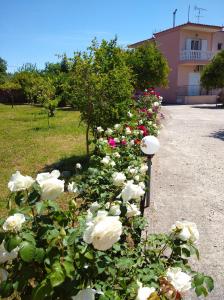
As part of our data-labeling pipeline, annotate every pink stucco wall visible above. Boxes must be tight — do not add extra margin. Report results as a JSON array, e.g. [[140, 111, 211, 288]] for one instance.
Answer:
[[212, 31, 224, 52], [155, 29, 180, 103]]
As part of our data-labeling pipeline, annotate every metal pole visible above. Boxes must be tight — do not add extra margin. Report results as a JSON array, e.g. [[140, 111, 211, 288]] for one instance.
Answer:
[[140, 154, 153, 216], [145, 155, 153, 207]]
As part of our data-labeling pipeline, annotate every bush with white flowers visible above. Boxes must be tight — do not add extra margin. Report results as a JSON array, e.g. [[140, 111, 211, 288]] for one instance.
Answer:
[[0, 88, 213, 299]]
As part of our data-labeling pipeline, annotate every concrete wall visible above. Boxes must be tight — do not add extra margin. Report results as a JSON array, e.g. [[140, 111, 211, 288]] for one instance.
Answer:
[[177, 65, 195, 86], [185, 95, 217, 104]]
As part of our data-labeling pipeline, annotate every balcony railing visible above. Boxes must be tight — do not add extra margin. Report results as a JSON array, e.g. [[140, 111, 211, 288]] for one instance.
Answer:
[[177, 85, 221, 97], [180, 50, 214, 61]]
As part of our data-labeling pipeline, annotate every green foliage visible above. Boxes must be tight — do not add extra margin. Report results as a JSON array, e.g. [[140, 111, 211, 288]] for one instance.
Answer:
[[68, 38, 134, 154], [126, 43, 169, 90], [201, 50, 224, 90], [13, 71, 42, 103], [0, 57, 7, 84]]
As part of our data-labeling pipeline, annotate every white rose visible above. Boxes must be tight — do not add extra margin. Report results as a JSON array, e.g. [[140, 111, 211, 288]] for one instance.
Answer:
[[128, 166, 138, 175], [68, 182, 78, 193], [83, 211, 122, 251], [125, 127, 132, 135], [113, 152, 120, 158], [121, 181, 145, 202], [39, 177, 64, 200], [101, 156, 111, 165], [139, 182, 146, 190], [110, 160, 116, 167], [136, 281, 155, 300], [171, 221, 199, 244], [112, 172, 126, 186], [138, 120, 143, 125], [0, 268, 8, 284], [130, 140, 135, 145], [0, 242, 19, 263], [105, 128, 113, 135], [114, 138, 120, 143], [72, 288, 96, 300], [153, 101, 159, 107], [148, 109, 153, 113], [114, 124, 121, 130], [36, 170, 60, 184], [126, 203, 140, 218], [76, 163, 82, 169], [109, 204, 121, 216], [89, 201, 101, 213], [8, 171, 34, 192], [159, 96, 163, 101], [96, 126, 104, 133], [128, 111, 133, 117], [3, 213, 25, 232], [166, 267, 192, 294], [134, 175, 140, 182], [140, 164, 148, 174], [133, 130, 139, 135]]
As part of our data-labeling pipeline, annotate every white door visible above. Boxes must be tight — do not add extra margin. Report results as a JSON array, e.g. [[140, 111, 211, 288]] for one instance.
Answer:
[[188, 73, 200, 96]]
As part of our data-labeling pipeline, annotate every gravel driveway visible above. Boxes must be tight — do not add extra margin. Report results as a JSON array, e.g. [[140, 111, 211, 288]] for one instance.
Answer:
[[146, 105, 224, 299]]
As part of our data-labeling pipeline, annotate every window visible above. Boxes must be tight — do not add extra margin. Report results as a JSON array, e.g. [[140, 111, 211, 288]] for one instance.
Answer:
[[191, 39, 201, 50], [218, 43, 222, 50], [195, 65, 204, 72]]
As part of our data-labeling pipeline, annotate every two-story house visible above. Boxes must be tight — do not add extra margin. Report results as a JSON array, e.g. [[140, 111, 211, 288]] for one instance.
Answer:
[[128, 22, 224, 104]]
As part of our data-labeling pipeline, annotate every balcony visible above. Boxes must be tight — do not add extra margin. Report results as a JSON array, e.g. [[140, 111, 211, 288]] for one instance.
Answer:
[[180, 50, 214, 61]]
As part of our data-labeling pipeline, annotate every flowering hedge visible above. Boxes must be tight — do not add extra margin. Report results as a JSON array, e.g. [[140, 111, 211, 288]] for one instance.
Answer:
[[0, 89, 213, 299]]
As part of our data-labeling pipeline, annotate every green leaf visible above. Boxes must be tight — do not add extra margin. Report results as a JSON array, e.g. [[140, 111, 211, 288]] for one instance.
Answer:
[[67, 229, 78, 245], [204, 276, 214, 292], [194, 274, 204, 286], [21, 232, 36, 244], [84, 251, 94, 260], [48, 261, 65, 287], [36, 201, 46, 214], [195, 285, 208, 296], [19, 241, 36, 262], [0, 281, 13, 298], [32, 279, 52, 300], [14, 191, 26, 206], [34, 248, 45, 263], [28, 188, 41, 205], [63, 260, 75, 279], [4, 235, 22, 252]]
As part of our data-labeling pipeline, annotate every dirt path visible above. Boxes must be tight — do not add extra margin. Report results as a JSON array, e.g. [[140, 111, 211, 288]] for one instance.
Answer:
[[146, 105, 224, 299]]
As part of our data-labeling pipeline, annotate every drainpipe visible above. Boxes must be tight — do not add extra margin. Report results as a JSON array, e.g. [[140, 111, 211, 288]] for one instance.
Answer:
[[173, 9, 177, 27]]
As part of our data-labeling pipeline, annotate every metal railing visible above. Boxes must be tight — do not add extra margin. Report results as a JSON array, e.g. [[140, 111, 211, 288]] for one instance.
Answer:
[[177, 85, 221, 97], [180, 50, 214, 61]]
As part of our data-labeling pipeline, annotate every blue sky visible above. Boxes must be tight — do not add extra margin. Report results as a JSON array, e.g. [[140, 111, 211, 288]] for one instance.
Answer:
[[1, 0, 224, 72]]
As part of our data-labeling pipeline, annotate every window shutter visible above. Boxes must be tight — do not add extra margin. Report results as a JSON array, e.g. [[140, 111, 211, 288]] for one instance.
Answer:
[[186, 38, 192, 50], [201, 40, 208, 51]]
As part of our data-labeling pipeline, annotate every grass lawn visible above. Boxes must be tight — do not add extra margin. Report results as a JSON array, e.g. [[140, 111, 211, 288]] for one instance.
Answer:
[[0, 104, 87, 211]]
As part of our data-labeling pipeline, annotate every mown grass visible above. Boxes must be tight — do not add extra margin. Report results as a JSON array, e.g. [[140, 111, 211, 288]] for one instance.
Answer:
[[0, 104, 87, 211]]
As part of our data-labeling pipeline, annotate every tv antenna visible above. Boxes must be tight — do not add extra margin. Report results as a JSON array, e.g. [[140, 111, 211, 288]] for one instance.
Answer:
[[194, 6, 207, 23]]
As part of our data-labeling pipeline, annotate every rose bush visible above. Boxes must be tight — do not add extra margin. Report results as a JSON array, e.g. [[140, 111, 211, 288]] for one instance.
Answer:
[[0, 88, 213, 299]]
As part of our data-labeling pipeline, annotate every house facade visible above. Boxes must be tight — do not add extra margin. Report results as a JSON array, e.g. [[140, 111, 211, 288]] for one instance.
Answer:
[[129, 22, 224, 104]]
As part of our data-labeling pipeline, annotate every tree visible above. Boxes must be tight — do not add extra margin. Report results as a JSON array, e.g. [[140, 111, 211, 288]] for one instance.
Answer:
[[0, 57, 7, 84], [201, 50, 224, 90], [126, 42, 169, 90], [0, 81, 21, 108], [68, 38, 134, 155], [13, 71, 42, 103]]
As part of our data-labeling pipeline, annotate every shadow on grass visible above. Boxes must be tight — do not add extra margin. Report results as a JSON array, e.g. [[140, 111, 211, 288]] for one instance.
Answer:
[[191, 105, 224, 109], [40, 154, 90, 181], [209, 130, 224, 141]]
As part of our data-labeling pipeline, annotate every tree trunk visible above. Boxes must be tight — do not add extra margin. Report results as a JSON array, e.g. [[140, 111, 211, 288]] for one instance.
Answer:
[[86, 122, 90, 156]]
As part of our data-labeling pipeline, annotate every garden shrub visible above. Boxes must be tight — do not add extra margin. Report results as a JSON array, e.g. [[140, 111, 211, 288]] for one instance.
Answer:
[[0, 89, 213, 299]]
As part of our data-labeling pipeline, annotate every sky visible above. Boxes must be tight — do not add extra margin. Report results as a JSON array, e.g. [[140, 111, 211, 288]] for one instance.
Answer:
[[1, 0, 224, 72]]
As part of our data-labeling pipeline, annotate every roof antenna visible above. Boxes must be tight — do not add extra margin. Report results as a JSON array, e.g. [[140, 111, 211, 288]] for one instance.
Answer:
[[194, 5, 207, 23], [188, 5, 190, 22], [173, 9, 177, 27]]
